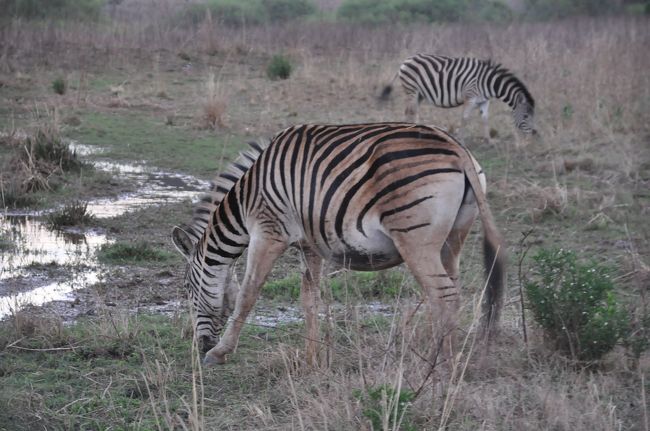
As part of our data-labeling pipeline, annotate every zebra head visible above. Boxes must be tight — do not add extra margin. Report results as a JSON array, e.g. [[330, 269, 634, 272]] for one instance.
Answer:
[[513, 92, 536, 135], [172, 226, 239, 353]]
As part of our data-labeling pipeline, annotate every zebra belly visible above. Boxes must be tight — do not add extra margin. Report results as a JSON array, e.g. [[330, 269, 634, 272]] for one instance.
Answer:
[[323, 230, 403, 271]]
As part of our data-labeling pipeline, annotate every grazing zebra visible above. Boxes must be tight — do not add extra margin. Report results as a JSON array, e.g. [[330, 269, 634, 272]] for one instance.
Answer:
[[172, 122, 506, 366], [380, 54, 536, 139]]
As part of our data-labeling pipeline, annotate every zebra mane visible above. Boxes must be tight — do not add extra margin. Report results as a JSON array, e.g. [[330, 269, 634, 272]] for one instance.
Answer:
[[485, 59, 535, 109], [181, 140, 269, 245]]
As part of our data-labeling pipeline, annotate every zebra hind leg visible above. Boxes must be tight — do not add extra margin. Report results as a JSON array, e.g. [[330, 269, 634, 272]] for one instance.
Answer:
[[382, 191, 462, 369], [300, 246, 323, 367]]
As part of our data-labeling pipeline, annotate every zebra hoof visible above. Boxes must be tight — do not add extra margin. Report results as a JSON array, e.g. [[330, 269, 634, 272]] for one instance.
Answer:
[[203, 353, 227, 367]]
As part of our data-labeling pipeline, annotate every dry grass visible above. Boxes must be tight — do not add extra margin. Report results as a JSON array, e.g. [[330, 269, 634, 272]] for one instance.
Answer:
[[199, 72, 228, 130]]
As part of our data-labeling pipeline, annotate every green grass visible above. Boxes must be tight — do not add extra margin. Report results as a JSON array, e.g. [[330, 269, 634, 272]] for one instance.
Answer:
[[46, 200, 95, 229], [97, 241, 176, 265], [66, 112, 249, 177], [262, 269, 413, 302], [0, 231, 12, 251], [0, 313, 307, 430]]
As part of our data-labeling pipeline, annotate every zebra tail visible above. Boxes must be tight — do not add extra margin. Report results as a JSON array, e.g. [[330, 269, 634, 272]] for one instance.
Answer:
[[481, 216, 506, 337], [378, 72, 399, 102], [379, 84, 393, 101], [458, 146, 507, 337]]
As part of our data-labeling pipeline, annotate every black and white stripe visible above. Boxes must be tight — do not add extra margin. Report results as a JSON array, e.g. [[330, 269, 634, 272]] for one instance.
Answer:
[[381, 54, 536, 135], [172, 122, 506, 364]]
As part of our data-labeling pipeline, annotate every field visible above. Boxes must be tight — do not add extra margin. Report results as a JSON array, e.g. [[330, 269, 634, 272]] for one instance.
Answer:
[[0, 1, 649, 430]]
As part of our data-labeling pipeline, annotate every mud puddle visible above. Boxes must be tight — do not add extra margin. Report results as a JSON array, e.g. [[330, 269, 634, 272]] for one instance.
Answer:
[[0, 143, 209, 319]]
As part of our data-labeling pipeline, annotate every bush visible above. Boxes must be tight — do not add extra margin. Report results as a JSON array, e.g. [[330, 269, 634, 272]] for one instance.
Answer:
[[263, 0, 316, 22], [0, 127, 88, 207], [353, 384, 416, 431], [524, 0, 622, 19], [52, 77, 66, 95], [266, 54, 292, 80], [337, 0, 472, 24], [179, 0, 315, 27], [525, 248, 629, 361], [1, 0, 105, 20]]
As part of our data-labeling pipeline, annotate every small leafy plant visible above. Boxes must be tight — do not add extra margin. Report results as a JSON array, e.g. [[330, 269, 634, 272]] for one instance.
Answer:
[[266, 54, 292, 80], [52, 77, 66, 95], [353, 384, 416, 431], [525, 248, 629, 361]]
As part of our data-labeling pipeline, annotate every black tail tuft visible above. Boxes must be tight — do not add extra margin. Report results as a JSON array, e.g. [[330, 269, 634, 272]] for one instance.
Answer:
[[482, 236, 506, 336], [379, 85, 393, 102]]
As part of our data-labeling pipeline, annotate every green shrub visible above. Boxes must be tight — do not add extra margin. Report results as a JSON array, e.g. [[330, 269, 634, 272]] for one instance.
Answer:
[[337, 0, 472, 24], [46, 200, 95, 228], [353, 384, 416, 431], [266, 54, 292, 80], [524, 0, 621, 19], [1, 0, 105, 20], [52, 77, 66, 95], [264, 0, 316, 22], [525, 248, 629, 361], [179, 0, 315, 27]]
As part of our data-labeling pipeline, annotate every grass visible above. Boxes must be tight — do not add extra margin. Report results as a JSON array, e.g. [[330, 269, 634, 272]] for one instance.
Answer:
[[1, 304, 645, 430], [97, 241, 176, 265], [46, 200, 95, 229], [66, 111, 247, 178], [262, 269, 413, 302], [0, 311, 315, 430]]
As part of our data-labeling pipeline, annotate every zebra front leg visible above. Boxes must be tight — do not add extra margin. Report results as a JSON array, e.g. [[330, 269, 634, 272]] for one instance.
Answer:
[[459, 102, 475, 140], [478, 100, 491, 142], [405, 93, 419, 123], [204, 233, 288, 366], [300, 246, 323, 367]]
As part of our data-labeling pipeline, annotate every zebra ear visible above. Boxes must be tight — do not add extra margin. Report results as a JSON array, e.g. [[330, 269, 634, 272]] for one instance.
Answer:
[[516, 93, 527, 106], [172, 226, 194, 261]]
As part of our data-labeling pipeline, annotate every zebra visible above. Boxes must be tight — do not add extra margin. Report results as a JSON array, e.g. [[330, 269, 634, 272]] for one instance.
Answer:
[[172, 122, 506, 366], [380, 54, 536, 139]]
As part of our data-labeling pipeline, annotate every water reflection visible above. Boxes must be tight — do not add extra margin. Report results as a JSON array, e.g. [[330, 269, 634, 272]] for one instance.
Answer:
[[0, 215, 107, 280], [0, 147, 209, 319]]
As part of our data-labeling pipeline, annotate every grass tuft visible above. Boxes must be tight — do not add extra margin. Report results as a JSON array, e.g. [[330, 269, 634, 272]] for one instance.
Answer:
[[46, 200, 95, 229], [97, 241, 175, 265]]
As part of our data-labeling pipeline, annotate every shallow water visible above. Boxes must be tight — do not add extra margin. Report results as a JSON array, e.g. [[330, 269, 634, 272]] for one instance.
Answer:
[[0, 144, 209, 319]]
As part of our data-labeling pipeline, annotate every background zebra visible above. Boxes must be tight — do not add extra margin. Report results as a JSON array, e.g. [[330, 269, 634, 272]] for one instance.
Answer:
[[172, 123, 506, 367], [380, 54, 536, 139]]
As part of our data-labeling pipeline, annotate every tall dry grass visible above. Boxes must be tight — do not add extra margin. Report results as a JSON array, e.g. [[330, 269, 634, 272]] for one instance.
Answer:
[[2, 9, 648, 141]]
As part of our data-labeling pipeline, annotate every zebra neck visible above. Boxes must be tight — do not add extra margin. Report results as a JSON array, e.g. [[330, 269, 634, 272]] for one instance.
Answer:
[[203, 192, 250, 266], [487, 68, 527, 109]]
